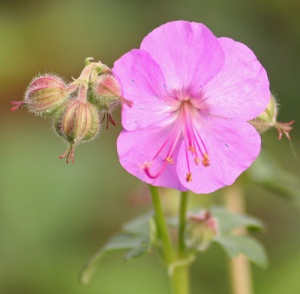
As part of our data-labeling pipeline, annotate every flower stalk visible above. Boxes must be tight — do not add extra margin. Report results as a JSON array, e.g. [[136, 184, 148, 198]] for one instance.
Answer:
[[149, 185, 190, 294], [178, 191, 189, 254], [149, 185, 174, 264]]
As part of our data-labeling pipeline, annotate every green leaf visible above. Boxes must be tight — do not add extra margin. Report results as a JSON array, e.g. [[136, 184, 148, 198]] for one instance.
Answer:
[[80, 213, 156, 285], [211, 207, 264, 234], [215, 235, 268, 269], [125, 239, 152, 261], [125, 217, 156, 262], [123, 212, 154, 236]]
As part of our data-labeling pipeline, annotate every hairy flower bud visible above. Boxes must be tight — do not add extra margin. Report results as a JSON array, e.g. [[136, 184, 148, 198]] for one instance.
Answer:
[[249, 95, 294, 140], [186, 211, 218, 251], [55, 100, 100, 163], [11, 75, 69, 115], [90, 74, 132, 128]]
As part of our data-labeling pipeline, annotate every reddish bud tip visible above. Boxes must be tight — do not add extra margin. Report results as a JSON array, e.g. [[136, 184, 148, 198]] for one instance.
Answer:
[[10, 101, 25, 112], [275, 120, 295, 140], [59, 145, 75, 163]]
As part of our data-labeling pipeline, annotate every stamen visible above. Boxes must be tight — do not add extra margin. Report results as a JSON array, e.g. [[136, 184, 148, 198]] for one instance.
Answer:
[[202, 153, 210, 167], [142, 124, 181, 179], [142, 161, 168, 179], [142, 99, 212, 182], [188, 146, 196, 153], [186, 172, 192, 182], [166, 157, 174, 164]]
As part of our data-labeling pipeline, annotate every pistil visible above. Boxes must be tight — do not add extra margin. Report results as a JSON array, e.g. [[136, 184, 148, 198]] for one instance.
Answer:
[[142, 99, 210, 182]]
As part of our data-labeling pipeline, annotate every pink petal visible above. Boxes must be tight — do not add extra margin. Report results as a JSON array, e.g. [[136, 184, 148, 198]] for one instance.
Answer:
[[176, 119, 261, 194], [140, 21, 224, 96], [113, 49, 174, 131], [117, 126, 187, 191], [201, 37, 270, 121]]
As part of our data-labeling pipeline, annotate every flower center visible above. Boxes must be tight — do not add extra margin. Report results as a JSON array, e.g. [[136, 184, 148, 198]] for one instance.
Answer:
[[142, 99, 210, 182]]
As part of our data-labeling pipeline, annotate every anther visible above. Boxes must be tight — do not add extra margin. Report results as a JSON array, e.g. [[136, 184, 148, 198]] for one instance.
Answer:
[[202, 153, 210, 167], [188, 146, 196, 153], [166, 157, 174, 164], [186, 172, 192, 182]]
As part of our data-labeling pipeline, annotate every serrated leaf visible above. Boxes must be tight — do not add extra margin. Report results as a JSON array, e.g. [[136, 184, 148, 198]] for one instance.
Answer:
[[215, 235, 268, 269], [211, 207, 264, 234]]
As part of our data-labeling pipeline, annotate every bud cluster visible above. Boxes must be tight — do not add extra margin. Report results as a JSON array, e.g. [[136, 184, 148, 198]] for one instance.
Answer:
[[11, 58, 132, 163]]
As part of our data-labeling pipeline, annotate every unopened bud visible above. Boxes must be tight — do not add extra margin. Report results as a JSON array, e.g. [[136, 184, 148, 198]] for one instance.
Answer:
[[90, 74, 132, 128], [11, 75, 69, 115], [186, 211, 218, 251], [92, 74, 122, 107], [55, 100, 100, 163], [249, 95, 294, 140]]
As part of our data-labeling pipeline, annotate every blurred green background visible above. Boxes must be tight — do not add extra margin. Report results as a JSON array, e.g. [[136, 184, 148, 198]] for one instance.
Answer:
[[1, 0, 299, 293]]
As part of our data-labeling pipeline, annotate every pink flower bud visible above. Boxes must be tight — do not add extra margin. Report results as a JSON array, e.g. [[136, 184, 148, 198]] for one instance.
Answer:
[[91, 74, 132, 128], [186, 211, 219, 251], [94, 74, 121, 99], [55, 100, 100, 163], [93, 74, 132, 107], [11, 75, 69, 115]]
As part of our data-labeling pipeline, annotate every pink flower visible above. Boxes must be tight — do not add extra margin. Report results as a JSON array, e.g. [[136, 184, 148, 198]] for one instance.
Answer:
[[113, 21, 270, 194]]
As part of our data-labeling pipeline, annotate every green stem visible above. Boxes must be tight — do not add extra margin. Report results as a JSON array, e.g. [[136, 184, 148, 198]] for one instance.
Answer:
[[178, 191, 189, 254], [149, 186, 191, 294], [170, 264, 190, 294], [149, 185, 174, 264]]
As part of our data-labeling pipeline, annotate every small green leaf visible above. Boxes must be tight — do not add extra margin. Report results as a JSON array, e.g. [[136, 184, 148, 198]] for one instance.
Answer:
[[211, 207, 264, 234], [215, 235, 268, 269], [123, 212, 154, 236], [125, 240, 152, 261]]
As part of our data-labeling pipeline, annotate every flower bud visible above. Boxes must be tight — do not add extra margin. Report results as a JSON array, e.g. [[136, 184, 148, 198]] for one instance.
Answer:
[[55, 100, 100, 163], [92, 74, 122, 108], [90, 74, 132, 128], [186, 211, 218, 251], [11, 75, 69, 115], [249, 95, 277, 133], [249, 95, 294, 140]]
